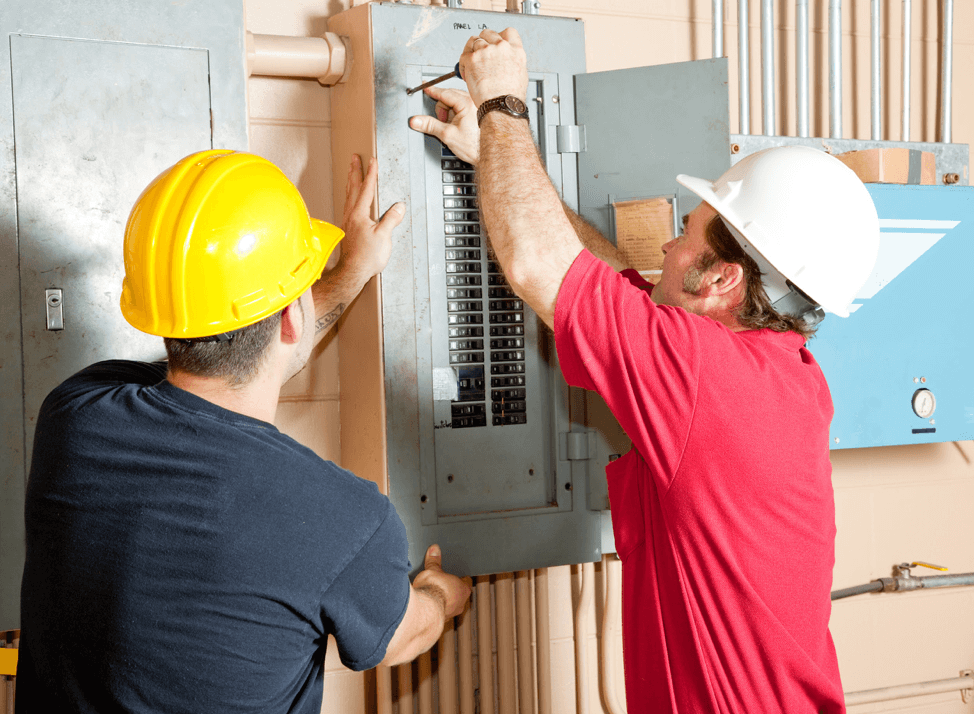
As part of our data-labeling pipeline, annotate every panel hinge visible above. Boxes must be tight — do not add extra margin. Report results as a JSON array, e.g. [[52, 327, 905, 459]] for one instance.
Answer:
[[556, 124, 586, 154], [561, 430, 591, 461]]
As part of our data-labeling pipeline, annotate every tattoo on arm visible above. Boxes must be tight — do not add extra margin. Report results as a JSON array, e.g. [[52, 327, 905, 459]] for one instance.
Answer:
[[315, 303, 346, 334]]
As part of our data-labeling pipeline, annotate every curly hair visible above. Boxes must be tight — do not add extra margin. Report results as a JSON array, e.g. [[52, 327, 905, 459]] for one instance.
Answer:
[[693, 215, 817, 340]]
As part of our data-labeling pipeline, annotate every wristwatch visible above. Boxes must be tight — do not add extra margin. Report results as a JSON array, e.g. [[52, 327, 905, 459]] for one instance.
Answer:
[[477, 95, 530, 126]]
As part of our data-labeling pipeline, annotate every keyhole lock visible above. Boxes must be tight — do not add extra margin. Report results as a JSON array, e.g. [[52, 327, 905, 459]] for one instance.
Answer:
[[45, 288, 64, 331]]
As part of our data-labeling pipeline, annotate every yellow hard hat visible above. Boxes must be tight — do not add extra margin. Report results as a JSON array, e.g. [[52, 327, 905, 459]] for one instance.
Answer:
[[120, 150, 344, 338]]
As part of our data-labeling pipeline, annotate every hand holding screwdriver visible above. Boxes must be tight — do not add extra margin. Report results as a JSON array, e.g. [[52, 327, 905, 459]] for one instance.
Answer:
[[406, 63, 462, 95]]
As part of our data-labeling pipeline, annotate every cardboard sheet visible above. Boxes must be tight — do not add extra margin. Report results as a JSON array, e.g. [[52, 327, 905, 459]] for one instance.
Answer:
[[612, 197, 674, 274]]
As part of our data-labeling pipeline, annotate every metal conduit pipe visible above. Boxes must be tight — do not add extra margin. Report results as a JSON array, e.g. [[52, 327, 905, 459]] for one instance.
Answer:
[[456, 606, 475, 714], [476, 578, 495, 714], [796, 0, 810, 137], [601, 555, 627, 714], [901, 0, 912, 140], [245, 31, 351, 85], [738, 0, 750, 134], [495, 573, 517, 714], [832, 572, 974, 600], [438, 618, 458, 714], [376, 666, 393, 714], [829, 0, 843, 138], [514, 571, 535, 714], [845, 672, 974, 707], [870, 0, 881, 139], [534, 568, 553, 714], [712, 0, 724, 58], [939, 0, 954, 143], [397, 660, 413, 714], [760, 0, 775, 136], [417, 650, 433, 714], [574, 562, 595, 714], [831, 580, 884, 600]]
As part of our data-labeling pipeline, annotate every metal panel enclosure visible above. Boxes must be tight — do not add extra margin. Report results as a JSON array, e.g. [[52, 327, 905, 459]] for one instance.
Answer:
[[811, 185, 974, 449], [330, 3, 600, 577], [0, 0, 248, 629]]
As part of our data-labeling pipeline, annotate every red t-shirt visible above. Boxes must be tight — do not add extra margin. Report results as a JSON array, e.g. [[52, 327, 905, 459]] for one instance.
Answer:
[[555, 250, 843, 713]]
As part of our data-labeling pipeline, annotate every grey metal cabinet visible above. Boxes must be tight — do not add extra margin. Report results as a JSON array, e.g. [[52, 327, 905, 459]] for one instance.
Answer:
[[0, 0, 248, 628]]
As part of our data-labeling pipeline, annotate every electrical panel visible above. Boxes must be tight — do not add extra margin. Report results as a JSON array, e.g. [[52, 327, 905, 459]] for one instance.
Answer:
[[328, 3, 729, 576]]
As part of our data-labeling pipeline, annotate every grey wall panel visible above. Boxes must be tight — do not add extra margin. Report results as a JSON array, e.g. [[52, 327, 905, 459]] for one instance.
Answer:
[[0, 0, 248, 629]]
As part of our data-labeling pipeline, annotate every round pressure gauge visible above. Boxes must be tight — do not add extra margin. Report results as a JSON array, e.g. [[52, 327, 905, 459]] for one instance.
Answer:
[[911, 388, 936, 419]]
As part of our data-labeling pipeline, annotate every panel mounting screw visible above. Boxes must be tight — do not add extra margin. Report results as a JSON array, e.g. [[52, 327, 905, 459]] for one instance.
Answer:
[[944, 173, 960, 185], [420, 494, 428, 503], [564, 482, 572, 491], [551, 95, 559, 104], [731, 143, 741, 154], [447, 474, 454, 483]]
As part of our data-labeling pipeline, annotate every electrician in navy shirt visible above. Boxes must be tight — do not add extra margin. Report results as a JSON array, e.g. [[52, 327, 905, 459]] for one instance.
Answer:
[[17, 151, 471, 713]]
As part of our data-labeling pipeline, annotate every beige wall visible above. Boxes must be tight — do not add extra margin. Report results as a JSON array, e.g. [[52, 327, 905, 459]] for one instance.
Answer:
[[248, 0, 974, 711]]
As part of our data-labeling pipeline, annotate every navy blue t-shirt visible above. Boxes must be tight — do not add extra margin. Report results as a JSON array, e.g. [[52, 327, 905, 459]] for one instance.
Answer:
[[17, 360, 411, 713]]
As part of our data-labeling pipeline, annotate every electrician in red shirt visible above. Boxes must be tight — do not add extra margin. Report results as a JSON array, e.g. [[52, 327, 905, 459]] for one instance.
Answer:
[[411, 29, 880, 714]]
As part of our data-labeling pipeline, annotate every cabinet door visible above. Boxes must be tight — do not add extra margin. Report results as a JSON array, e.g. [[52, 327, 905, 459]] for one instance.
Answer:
[[0, 0, 248, 628]]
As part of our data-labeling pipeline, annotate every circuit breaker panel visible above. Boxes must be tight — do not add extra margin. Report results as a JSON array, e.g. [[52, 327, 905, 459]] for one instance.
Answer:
[[329, 3, 599, 577]]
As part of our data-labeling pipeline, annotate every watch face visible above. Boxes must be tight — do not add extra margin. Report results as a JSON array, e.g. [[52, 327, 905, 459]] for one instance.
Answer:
[[503, 96, 527, 114]]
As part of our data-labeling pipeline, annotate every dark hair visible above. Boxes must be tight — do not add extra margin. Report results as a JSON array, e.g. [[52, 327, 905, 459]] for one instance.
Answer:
[[699, 216, 817, 339], [164, 311, 283, 387]]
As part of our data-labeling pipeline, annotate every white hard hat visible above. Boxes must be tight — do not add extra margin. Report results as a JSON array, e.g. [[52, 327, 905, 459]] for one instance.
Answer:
[[677, 145, 880, 318]]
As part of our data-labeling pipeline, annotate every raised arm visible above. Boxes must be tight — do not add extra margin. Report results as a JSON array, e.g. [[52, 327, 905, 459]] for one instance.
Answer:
[[310, 155, 405, 348]]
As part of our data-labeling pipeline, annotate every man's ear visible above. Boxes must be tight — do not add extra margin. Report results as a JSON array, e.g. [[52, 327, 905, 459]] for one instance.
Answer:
[[705, 261, 745, 297], [279, 302, 302, 345]]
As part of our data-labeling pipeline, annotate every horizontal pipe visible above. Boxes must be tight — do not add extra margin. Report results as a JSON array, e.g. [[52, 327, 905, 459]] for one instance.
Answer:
[[845, 674, 973, 706], [920, 572, 974, 589], [831, 581, 883, 600], [246, 31, 351, 86]]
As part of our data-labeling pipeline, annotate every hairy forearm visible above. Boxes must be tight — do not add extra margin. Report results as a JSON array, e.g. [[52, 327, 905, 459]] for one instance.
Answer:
[[309, 257, 373, 348], [380, 585, 448, 666], [478, 114, 583, 328], [562, 203, 631, 271]]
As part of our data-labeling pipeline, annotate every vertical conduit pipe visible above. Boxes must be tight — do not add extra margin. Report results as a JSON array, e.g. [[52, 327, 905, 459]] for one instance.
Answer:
[[438, 619, 458, 714], [713, 0, 724, 58], [515, 571, 535, 714], [796, 0, 810, 137], [829, 0, 843, 137], [760, 0, 775, 135], [534, 568, 553, 714], [870, 0, 882, 139], [418, 651, 433, 714], [574, 563, 595, 714], [939, 0, 954, 143], [397, 662, 413, 714], [495, 574, 517, 714], [476, 578, 495, 714], [601, 555, 627, 714], [901, 0, 912, 140], [457, 606, 475, 714], [376, 666, 393, 714], [738, 0, 750, 134]]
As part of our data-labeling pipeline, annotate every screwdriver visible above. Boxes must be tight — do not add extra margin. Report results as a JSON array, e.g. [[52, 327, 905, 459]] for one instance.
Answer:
[[406, 63, 462, 96]]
